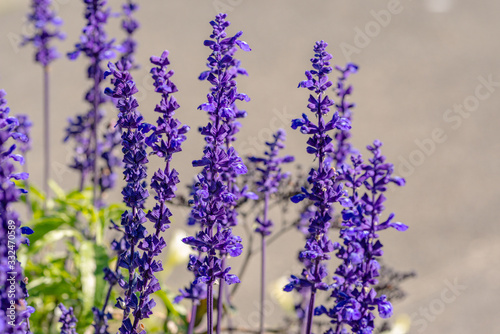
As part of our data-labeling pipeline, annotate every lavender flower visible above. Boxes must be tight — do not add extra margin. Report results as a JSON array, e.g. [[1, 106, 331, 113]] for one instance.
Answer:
[[182, 13, 250, 334], [14, 115, 32, 155], [286, 41, 352, 334], [0, 89, 35, 333], [67, 0, 116, 203], [249, 129, 294, 333], [317, 141, 407, 334], [58, 304, 78, 334], [116, 50, 189, 333], [331, 63, 359, 168], [104, 58, 151, 332], [21, 0, 64, 66], [120, 0, 140, 68]]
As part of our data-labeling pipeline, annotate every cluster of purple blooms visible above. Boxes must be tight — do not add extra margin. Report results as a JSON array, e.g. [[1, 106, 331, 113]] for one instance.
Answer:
[[286, 40, 352, 334], [65, 0, 119, 201], [316, 142, 407, 334], [180, 13, 252, 333], [58, 304, 78, 334], [0, 90, 34, 333], [120, 0, 140, 67], [103, 47, 188, 333], [285, 41, 408, 334], [250, 129, 294, 237], [3, 1, 411, 332], [21, 0, 64, 66]]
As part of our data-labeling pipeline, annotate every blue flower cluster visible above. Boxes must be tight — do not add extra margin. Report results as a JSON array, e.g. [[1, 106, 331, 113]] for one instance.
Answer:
[[331, 63, 359, 168], [249, 129, 294, 236], [120, 0, 140, 67], [104, 59, 151, 333], [317, 141, 407, 334], [181, 13, 251, 333], [58, 303, 78, 334], [66, 0, 118, 200], [21, 0, 64, 66], [286, 41, 352, 334], [0, 90, 34, 333]]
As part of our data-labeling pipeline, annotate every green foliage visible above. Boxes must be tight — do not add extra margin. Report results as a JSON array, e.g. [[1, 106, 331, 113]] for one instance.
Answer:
[[20, 182, 125, 333], [18, 181, 189, 333]]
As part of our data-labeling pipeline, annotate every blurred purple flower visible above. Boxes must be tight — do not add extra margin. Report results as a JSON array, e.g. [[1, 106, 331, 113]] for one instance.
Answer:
[[21, 0, 65, 66]]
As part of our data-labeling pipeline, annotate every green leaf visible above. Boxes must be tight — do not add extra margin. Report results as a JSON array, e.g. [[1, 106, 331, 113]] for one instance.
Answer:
[[30, 228, 84, 254], [27, 215, 71, 245], [48, 179, 65, 199]]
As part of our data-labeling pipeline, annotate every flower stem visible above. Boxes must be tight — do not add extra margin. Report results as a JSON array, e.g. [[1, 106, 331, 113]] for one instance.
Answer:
[[216, 256, 225, 334], [259, 192, 269, 334], [43, 65, 50, 207], [92, 60, 100, 207], [207, 281, 214, 334], [188, 302, 198, 334]]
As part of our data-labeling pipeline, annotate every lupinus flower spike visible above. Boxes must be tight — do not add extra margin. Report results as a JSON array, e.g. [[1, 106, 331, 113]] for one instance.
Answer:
[[67, 0, 116, 204], [0, 90, 35, 333], [286, 41, 352, 334], [331, 63, 359, 168], [104, 59, 151, 333], [58, 304, 78, 334], [317, 141, 407, 334], [182, 13, 250, 334], [249, 129, 294, 334]]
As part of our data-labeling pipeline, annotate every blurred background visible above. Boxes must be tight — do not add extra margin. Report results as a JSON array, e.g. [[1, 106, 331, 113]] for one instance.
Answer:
[[1, 0, 499, 333]]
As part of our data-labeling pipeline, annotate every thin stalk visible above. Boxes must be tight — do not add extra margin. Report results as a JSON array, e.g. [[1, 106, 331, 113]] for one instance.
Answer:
[[188, 302, 198, 334], [207, 281, 214, 334], [259, 192, 269, 334], [43, 65, 50, 207], [216, 256, 225, 334], [92, 59, 100, 207]]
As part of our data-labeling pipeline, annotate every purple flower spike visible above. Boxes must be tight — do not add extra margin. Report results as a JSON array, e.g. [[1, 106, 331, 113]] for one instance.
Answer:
[[119, 1, 140, 68], [249, 129, 294, 236], [249, 129, 294, 332], [0, 89, 34, 333], [182, 13, 250, 334], [105, 58, 151, 333], [66, 0, 117, 203], [21, 0, 65, 66], [330, 63, 359, 168], [113, 50, 189, 333], [15, 115, 33, 155], [58, 304, 78, 334], [323, 140, 407, 333], [287, 41, 353, 334]]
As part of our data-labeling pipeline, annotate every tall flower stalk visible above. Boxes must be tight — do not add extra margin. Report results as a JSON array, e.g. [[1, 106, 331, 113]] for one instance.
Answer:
[[248, 129, 294, 334], [104, 58, 150, 332], [182, 13, 250, 334], [317, 141, 407, 334], [0, 89, 35, 334], [285, 41, 352, 334], [120, 0, 140, 68], [331, 63, 358, 168], [21, 0, 64, 204], [67, 0, 115, 205]]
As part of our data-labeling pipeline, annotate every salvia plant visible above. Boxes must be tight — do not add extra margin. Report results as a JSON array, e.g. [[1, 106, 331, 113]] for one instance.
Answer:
[[2, 3, 414, 334]]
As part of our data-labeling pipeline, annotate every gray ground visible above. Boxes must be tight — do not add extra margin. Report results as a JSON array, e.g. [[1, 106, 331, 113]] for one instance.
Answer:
[[1, 0, 499, 333]]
